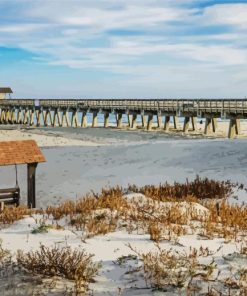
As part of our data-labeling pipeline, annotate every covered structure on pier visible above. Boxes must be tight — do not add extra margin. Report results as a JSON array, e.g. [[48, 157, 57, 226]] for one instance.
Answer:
[[0, 140, 46, 208], [0, 87, 13, 100]]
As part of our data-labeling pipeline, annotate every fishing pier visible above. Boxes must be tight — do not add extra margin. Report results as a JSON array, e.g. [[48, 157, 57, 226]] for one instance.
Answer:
[[0, 99, 246, 138]]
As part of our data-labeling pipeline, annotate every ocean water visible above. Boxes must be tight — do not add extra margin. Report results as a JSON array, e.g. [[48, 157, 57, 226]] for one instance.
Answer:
[[0, 127, 247, 207]]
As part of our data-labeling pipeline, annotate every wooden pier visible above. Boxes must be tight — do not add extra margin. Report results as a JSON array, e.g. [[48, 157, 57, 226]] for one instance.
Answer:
[[0, 99, 247, 138]]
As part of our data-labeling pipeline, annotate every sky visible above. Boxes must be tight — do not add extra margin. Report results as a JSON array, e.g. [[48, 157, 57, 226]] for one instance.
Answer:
[[0, 0, 247, 98]]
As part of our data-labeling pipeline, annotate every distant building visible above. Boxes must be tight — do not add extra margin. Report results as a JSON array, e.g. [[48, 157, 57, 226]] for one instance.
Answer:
[[0, 87, 13, 99]]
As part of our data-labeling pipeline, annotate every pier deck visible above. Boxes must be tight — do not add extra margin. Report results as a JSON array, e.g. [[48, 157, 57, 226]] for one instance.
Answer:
[[0, 99, 247, 138]]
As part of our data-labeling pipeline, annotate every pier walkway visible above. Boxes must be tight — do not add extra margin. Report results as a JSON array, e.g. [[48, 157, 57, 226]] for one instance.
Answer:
[[0, 99, 247, 138]]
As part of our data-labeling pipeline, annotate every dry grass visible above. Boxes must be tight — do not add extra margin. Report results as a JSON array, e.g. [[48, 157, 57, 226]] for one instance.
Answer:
[[128, 244, 247, 295], [128, 175, 238, 201], [200, 201, 247, 241], [0, 239, 12, 276], [0, 206, 37, 225], [0, 178, 246, 295], [0, 178, 246, 245], [17, 244, 99, 293], [41, 178, 247, 243]]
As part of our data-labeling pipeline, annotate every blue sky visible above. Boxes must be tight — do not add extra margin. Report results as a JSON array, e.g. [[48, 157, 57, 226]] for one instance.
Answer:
[[0, 0, 247, 98]]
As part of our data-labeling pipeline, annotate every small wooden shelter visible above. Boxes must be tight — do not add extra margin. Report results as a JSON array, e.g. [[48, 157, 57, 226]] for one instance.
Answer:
[[0, 140, 46, 208], [0, 87, 13, 100]]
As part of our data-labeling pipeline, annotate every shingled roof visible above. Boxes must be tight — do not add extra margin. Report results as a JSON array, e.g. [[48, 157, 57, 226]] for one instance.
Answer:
[[0, 88, 13, 94], [0, 140, 46, 166]]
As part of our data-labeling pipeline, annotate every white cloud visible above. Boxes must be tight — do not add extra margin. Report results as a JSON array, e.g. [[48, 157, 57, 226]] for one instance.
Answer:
[[203, 4, 247, 27], [1, 0, 247, 97]]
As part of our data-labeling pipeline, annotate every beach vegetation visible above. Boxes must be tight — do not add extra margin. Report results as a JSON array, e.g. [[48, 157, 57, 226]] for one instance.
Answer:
[[128, 175, 238, 201], [16, 244, 99, 294], [31, 222, 53, 234]]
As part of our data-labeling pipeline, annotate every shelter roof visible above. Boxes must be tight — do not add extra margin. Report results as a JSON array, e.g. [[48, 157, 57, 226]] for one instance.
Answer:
[[0, 88, 13, 94], [0, 140, 46, 166]]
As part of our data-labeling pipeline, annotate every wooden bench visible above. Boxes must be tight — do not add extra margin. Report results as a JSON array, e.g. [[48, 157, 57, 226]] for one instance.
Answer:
[[0, 187, 20, 209]]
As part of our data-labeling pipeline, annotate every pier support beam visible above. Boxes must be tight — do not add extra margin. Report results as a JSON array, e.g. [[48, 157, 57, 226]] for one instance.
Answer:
[[204, 118, 212, 135], [81, 112, 87, 128], [173, 116, 178, 130], [132, 114, 137, 129], [204, 117, 218, 135], [104, 113, 109, 128], [141, 115, 147, 128], [128, 114, 132, 128], [164, 116, 170, 131], [71, 110, 79, 127], [11, 108, 17, 124], [228, 118, 240, 139], [157, 115, 163, 129], [23, 109, 29, 125], [183, 117, 190, 133], [29, 109, 35, 126], [53, 109, 62, 127], [0, 110, 3, 124], [117, 113, 123, 128], [5, 110, 11, 123], [147, 115, 153, 131], [191, 117, 197, 131], [62, 110, 70, 127], [17, 109, 22, 124], [92, 112, 98, 127], [36, 110, 41, 126], [43, 111, 48, 126], [1, 110, 6, 124], [212, 118, 218, 133], [45, 110, 53, 126], [44, 110, 53, 126]]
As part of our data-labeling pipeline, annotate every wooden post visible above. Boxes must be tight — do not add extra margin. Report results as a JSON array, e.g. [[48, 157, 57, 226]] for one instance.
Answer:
[[30, 109, 35, 126], [141, 115, 147, 128], [11, 108, 16, 124], [228, 118, 240, 138], [173, 116, 178, 129], [92, 112, 98, 127], [147, 115, 153, 131], [117, 113, 123, 128], [191, 117, 197, 131], [36, 110, 41, 127], [5, 109, 11, 123], [104, 112, 109, 128], [128, 114, 133, 128], [17, 108, 23, 124], [81, 112, 87, 128], [1, 110, 4, 124], [236, 118, 241, 135], [27, 163, 37, 208], [212, 118, 218, 133], [23, 109, 29, 124], [183, 117, 190, 132], [164, 116, 170, 131], [44, 110, 49, 126], [132, 114, 137, 129], [62, 110, 70, 127], [157, 115, 163, 129], [204, 118, 212, 135], [71, 110, 78, 127]]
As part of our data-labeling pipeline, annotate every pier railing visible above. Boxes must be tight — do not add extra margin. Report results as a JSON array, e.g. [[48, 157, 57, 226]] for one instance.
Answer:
[[0, 99, 247, 138], [1, 99, 247, 112]]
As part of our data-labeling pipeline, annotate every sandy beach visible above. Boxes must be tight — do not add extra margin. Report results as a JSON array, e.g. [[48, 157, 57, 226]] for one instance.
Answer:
[[0, 125, 247, 207], [0, 125, 247, 295], [0, 127, 106, 147]]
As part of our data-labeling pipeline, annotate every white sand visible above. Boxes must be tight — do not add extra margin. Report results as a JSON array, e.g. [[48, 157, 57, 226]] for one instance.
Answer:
[[1, 129, 247, 207], [0, 129, 106, 147], [0, 194, 245, 295]]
